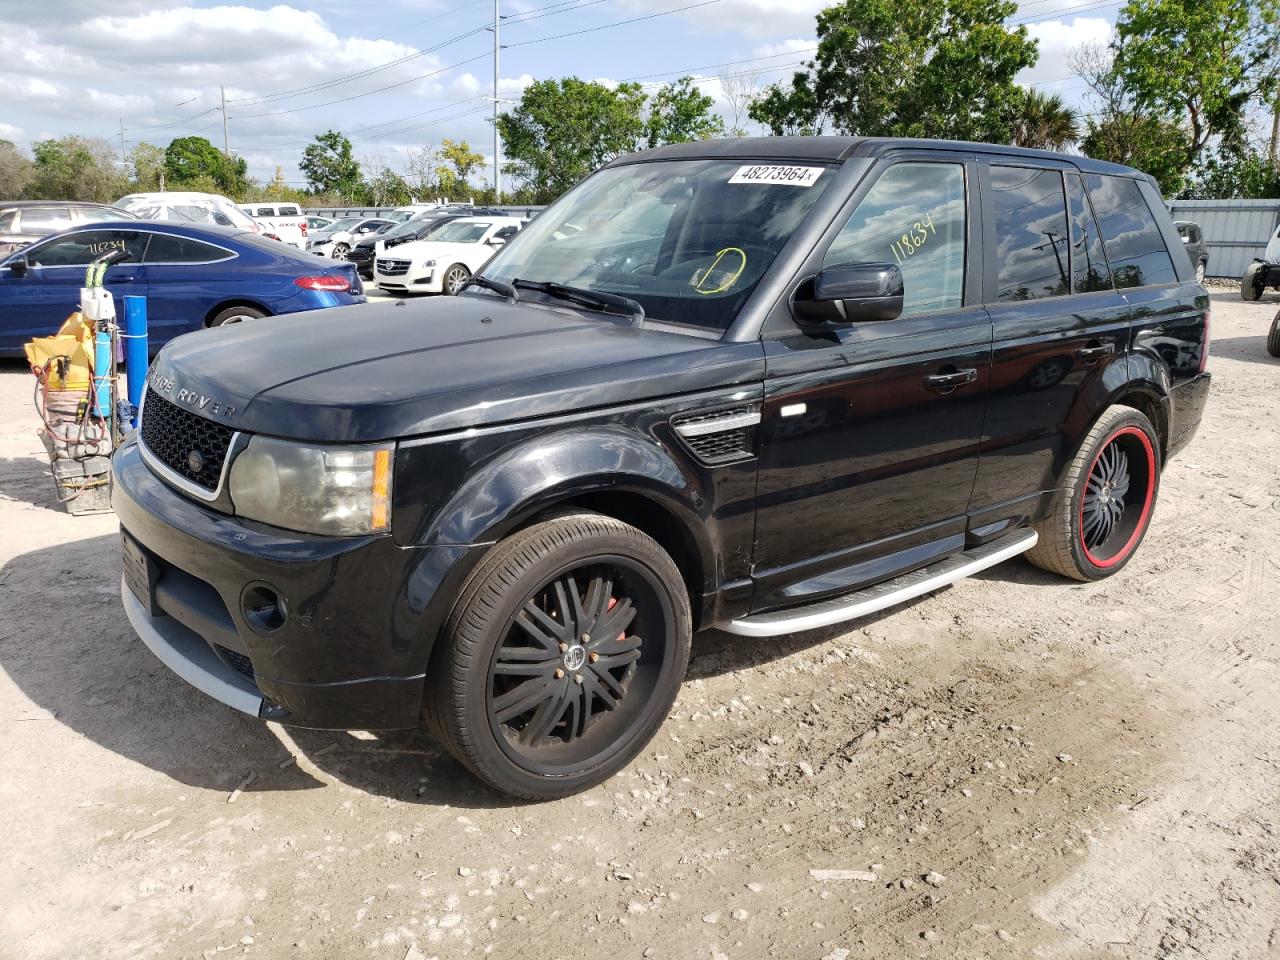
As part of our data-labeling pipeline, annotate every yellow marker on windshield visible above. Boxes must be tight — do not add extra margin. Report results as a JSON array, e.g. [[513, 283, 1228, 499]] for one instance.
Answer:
[[695, 247, 747, 295]]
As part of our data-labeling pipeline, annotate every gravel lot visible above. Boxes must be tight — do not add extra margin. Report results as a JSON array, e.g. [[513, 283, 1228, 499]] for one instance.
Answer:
[[1, 291, 1277, 960]]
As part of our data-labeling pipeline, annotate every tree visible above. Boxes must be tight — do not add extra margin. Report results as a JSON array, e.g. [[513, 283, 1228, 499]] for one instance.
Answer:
[[406, 146, 439, 200], [1008, 88, 1080, 150], [1183, 145, 1280, 198], [644, 76, 725, 147], [129, 143, 165, 191], [0, 140, 34, 200], [366, 165, 412, 206], [719, 69, 764, 137], [29, 136, 127, 202], [1071, 41, 1191, 193], [164, 136, 248, 195], [436, 138, 485, 196], [1112, 0, 1280, 167], [749, 0, 1039, 143], [299, 130, 363, 198], [497, 77, 648, 201]]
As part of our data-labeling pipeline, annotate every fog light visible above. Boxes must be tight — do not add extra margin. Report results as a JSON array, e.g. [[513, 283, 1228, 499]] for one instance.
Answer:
[[241, 582, 288, 634]]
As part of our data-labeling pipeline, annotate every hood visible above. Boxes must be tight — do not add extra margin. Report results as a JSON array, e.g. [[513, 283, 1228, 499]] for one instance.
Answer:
[[147, 297, 763, 443]]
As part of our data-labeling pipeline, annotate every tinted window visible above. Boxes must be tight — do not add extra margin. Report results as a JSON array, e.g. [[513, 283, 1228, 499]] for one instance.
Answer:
[[824, 162, 967, 316], [144, 233, 230, 263], [0, 211, 15, 232], [19, 206, 76, 233], [494, 225, 519, 240], [1066, 172, 1111, 293], [1085, 174, 1176, 288], [277, 205, 301, 216], [989, 166, 1069, 301], [27, 229, 148, 266]]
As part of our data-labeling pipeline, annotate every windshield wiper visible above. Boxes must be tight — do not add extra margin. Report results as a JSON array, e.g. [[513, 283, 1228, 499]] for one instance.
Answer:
[[462, 274, 518, 301], [512, 279, 645, 326]]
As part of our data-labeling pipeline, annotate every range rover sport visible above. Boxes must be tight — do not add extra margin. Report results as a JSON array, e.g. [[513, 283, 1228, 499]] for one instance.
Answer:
[[113, 137, 1211, 800]]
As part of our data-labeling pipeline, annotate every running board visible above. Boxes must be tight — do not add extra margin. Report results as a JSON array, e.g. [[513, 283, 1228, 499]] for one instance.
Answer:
[[721, 528, 1038, 638]]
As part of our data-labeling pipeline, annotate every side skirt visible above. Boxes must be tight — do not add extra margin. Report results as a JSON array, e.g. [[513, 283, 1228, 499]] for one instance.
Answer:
[[719, 528, 1038, 638]]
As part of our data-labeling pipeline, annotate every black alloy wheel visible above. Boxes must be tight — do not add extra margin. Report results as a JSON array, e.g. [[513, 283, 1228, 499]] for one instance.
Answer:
[[423, 512, 691, 800]]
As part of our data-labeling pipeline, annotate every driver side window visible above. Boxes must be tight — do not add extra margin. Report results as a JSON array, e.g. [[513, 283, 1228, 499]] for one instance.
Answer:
[[824, 162, 967, 317]]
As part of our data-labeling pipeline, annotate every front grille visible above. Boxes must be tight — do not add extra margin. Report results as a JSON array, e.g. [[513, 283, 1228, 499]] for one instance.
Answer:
[[376, 258, 411, 276], [672, 405, 759, 465], [215, 644, 255, 679], [140, 388, 235, 491]]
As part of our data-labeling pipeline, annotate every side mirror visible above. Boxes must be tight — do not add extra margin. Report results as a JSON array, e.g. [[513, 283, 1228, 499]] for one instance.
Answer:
[[8, 256, 29, 278], [488, 236, 507, 247], [794, 262, 904, 325]]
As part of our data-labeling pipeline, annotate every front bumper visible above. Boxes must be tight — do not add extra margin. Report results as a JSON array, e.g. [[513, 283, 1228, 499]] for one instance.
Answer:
[[112, 439, 484, 729]]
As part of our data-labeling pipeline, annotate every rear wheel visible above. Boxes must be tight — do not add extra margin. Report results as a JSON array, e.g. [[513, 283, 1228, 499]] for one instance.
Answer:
[[1027, 406, 1161, 582], [209, 305, 267, 327], [1242, 262, 1265, 301], [1194, 260, 1206, 284], [423, 512, 691, 800], [442, 263, 470, 295], [1268, 313, 1280, 357]]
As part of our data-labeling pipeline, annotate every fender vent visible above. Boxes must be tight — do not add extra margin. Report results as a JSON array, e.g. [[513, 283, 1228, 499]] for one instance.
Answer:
[[672, 406, 760, 464]]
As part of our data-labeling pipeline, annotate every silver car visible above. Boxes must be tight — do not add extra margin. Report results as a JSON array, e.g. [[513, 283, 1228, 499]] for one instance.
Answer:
[[0, 201, 139, 259]]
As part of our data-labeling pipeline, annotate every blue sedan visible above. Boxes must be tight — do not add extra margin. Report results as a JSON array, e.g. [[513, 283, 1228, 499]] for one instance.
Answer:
[[0, 221, 366, 356]]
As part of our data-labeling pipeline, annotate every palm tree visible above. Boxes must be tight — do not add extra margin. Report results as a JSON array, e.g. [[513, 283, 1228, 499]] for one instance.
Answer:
[[1010, 89, 1081, 151]]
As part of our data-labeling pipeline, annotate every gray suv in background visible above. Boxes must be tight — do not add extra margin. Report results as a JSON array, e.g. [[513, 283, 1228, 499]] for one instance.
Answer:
[[0, 201, 139, 259], [1175, 220, 1208, 282]]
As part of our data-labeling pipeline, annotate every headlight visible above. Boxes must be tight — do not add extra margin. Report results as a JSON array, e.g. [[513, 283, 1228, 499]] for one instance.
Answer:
[[422, 259, 436, 268], [228, 437, 393, 536]]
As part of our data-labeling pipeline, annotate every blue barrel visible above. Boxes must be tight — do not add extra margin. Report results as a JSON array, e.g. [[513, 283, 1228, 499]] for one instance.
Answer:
[[123, 295, 149, 426], [93, 323, 112, 419]]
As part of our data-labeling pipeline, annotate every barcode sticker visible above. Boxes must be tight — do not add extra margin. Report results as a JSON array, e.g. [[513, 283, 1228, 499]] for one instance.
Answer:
[[728, 165, 824, 187]]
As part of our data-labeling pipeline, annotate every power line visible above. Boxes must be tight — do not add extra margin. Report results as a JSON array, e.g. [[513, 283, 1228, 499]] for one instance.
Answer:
[[503, 0, 723, 49]]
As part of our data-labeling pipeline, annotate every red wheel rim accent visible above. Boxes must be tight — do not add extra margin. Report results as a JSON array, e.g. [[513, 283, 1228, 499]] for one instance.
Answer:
[[1078, 425, 1156, 569]]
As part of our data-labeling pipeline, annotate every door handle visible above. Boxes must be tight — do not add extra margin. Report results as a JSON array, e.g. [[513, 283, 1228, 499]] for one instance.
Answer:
[[923, 368, 978, 393], [1077, 342, 1115, 362], [105, 274, 136, 284]]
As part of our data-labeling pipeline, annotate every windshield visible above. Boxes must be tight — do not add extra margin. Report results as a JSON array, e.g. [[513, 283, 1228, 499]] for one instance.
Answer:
[[320, 218, 361, 234], [429, 221, 492, 243], [481, 159, 833, 330]]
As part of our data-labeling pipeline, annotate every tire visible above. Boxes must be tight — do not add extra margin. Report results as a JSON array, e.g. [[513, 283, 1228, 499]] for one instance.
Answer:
[[423, 512, 691, 800], [208, 305, 267, 327], [1241, 262, 1265, 301], [1194, 260, 1206, 284], [331, 242, 350, 259], [1268, 313, 1280, 358], [442, 263, 470, 295], [1026, 406, 1161, 582]]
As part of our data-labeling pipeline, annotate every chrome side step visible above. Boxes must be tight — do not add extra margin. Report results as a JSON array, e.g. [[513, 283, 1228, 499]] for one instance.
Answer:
[[721, 528, 1038, 638]]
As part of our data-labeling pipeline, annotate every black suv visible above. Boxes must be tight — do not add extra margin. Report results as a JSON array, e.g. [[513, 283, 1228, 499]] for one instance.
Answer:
[[114, 137, 1210, 800]]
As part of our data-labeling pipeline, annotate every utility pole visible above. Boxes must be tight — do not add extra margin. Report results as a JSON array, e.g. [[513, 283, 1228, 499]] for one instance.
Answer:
[[1270, 94, 1279, 164], [220, 85, 231, 157], [493, 0, 501, 202], [119, 118, 127, 170]]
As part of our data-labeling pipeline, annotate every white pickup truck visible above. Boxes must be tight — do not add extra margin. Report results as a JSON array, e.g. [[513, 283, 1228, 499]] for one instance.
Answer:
[[238, 202, 309, 250]]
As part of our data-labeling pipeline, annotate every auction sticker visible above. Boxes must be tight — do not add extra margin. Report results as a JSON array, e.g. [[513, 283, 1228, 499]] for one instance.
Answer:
[[728, 164, 824, 187]]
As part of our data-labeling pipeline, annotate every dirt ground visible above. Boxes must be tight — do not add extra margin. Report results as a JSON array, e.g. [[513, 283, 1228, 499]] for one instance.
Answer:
[[1, 290, 1277, 960]]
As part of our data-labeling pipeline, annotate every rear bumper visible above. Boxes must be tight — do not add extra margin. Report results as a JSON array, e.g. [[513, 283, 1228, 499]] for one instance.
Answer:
[[112, 439, 485, 729], [1168, 371, 1211, 460]]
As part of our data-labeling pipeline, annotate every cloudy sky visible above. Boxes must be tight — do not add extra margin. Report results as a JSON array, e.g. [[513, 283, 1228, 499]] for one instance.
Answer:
[[0, 0, 1118, 189]]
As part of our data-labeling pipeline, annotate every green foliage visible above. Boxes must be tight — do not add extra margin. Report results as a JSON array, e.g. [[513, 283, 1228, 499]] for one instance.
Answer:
[[0, 139, 35, 200], [498, 78, 648, 201], [749, 0, 1039, 143], [366, 166, 413, 206], [299, 130, 364, 199], [164, 135, 248, 195], [1080, 112, 1189, 194], [1007, 88, 1080, 150], [644, 76, 725, 147], [436, 138, 486, 196], [1182, 146, 1280, 199], [1113, 0, 1280, 164], [29, 136, 127, 202], [129, 143, 166, 191]]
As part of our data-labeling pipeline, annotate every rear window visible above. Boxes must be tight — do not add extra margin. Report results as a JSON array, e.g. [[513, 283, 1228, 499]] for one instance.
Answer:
[[1066, 173, 1111, 293], [1085, 174, 1177, 288], [19, 206, 75, 233], [277, 205, 301, 217], [989, 166, 1070, 302]]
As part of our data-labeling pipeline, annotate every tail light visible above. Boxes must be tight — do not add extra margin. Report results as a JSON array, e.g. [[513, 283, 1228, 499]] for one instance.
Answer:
[[300, 222, 308, 236], [1199, 308, 1211, 374], [295, 275, 351, 292]]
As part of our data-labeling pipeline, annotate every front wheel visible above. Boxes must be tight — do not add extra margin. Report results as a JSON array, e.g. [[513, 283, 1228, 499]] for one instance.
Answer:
[[1026, 406, 1161, 581], [1194, 260, 1206, 284], [423, 512, 691, 800], [1268, 312, 1280, 357], [442, 263, 470, 295], [1241, 262, 1265, 301], [331, 242, 350, 259]]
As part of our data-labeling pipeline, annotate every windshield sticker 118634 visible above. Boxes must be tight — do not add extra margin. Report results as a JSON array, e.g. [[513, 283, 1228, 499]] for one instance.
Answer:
[[888, 213, 936, 265]]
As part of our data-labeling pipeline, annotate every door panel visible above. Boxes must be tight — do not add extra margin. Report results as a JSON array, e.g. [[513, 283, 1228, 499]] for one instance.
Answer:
[[753, 308, 992, 610]]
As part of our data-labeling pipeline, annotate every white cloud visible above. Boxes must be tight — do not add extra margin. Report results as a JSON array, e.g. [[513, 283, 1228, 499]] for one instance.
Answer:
[[0, 122, 23, 140], [751, 38, 817, 59], [619, 0, 824, 36], [1018, 16, 1114, 103]]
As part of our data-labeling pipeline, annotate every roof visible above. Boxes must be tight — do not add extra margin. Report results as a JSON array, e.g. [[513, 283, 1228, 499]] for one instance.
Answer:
[[612, 135, 1143, 178], [0, 199, 119, 209]]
